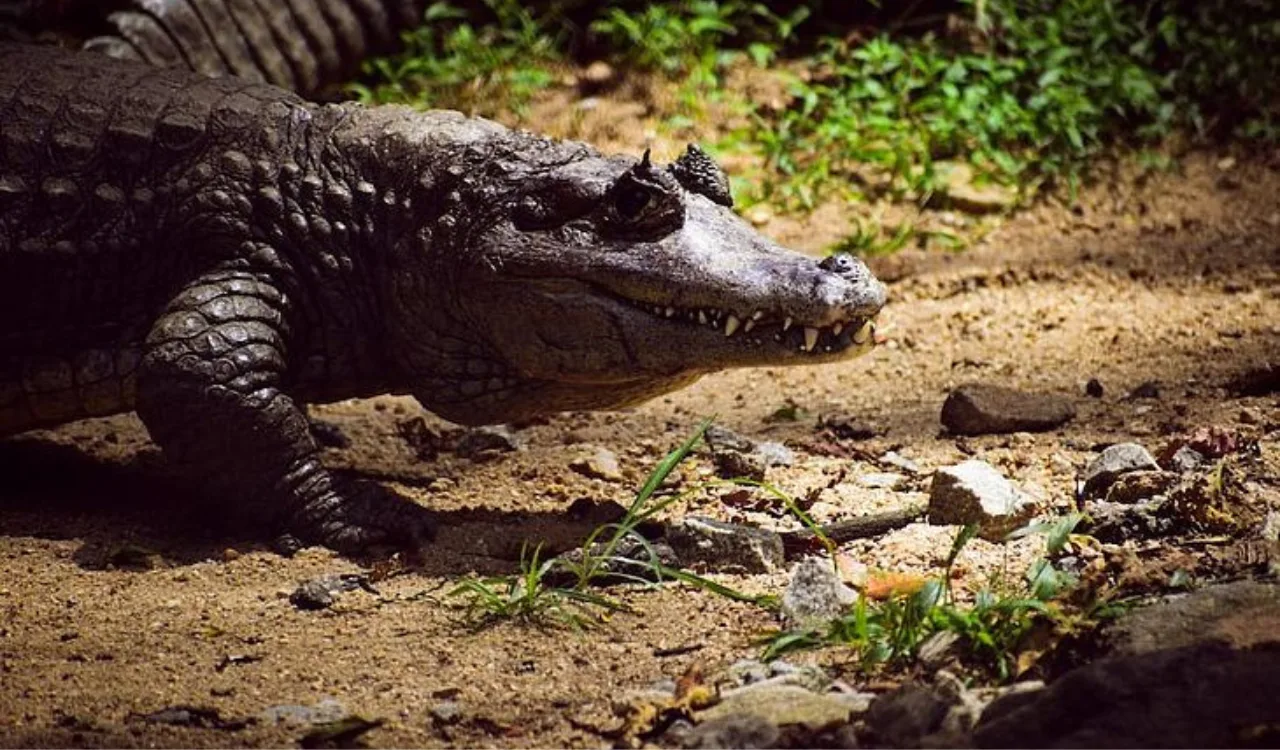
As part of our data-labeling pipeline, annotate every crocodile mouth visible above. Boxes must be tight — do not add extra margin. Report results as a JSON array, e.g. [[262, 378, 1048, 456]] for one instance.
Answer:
[[619, 297, 877, 355]]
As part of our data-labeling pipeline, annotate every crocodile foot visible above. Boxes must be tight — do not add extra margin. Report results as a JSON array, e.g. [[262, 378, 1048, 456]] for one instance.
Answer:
[[281, 479, 437, 555]]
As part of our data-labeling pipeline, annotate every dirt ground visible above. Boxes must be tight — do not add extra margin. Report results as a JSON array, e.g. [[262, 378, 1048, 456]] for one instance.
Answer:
[[2, 74, 1279, 748]]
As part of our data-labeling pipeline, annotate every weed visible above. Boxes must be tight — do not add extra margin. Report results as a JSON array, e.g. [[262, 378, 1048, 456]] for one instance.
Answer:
[[448, 419, 768, 628], [759, 513, 1114, 680], [349, 0, 561, 117]]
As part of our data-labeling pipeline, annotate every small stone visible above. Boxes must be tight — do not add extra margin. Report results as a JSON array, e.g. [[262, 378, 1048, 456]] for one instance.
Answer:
[[429, 701, 463, 725], [221, 548, 241, 562], [666, 517, 784, 574], [780, 558, 858, 628], [1239, 408, 1262, 425], [698, 683, 851, 730], [288, 574, 371, 611], [1084, 499, 1171, 542], [259, 698, 347, 727], [1164, 445, 1207, 473], [1129, 381, 1162, 399], [941, 383, 1076, 435], [745, 205, 773, 226], [579, 60, 615, 89], [723, 660, 831, 694], [1081, 443, 1159, 498], [711, 449, 767, 482], [454, 425, 521, 460], [1085, 378, 1105, 398], [859, 472, 906, 490], [880, 451, 922, 474], [704, 425, 756, 453], [927, 460, 1038, 541], [569, 446, 624, 482], [1105, 470, 1181, 504], [754, 441, 795, 467]]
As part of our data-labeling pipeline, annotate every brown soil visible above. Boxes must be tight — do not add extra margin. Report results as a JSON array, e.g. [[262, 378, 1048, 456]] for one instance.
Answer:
[[2, 74, 1279, 748]]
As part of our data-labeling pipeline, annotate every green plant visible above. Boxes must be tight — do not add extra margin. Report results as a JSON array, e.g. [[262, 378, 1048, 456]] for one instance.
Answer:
[[759, 513, 1111, 680], [448, 419, 768, 628], [349, 0, 561, 116]]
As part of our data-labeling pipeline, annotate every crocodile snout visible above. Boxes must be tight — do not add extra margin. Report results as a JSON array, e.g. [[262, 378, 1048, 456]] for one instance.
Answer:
[[819, 252, 888, 315]]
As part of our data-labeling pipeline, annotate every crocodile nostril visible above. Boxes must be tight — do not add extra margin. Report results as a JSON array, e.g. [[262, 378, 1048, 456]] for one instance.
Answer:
[[818, 252, 863, 277]]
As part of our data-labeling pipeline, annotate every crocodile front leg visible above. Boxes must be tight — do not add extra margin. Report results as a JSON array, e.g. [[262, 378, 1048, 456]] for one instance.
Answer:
[[135, 267, 435, 553]]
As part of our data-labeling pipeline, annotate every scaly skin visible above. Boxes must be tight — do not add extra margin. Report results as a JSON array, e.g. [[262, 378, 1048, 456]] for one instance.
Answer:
[[0, 42, 887, 553], [5, 0, 433, 97]]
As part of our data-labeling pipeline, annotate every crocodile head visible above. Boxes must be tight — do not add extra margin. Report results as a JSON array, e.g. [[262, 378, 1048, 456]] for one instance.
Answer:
[[400, 144, 887, 425]]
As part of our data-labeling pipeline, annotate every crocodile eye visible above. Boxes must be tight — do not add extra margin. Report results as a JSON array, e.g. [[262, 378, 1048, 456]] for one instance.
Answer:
[[615, 184, 651, 219]]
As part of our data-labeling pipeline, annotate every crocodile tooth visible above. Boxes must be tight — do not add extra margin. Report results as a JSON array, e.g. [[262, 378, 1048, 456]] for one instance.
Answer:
[[832, 322, 844, 336], [803, 327, 819, 352], [782, 317, 793, 331], [724, 315, 741, 336], [751, 311, 764, 321], [853, 321, 873, 344], [698, 310, 708, 325], [665, 307, 675, 318], [744, 320, 756, 332]]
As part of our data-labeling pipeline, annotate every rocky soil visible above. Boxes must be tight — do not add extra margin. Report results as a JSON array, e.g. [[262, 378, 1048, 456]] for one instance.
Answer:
[[2, 73, 1279, 748]]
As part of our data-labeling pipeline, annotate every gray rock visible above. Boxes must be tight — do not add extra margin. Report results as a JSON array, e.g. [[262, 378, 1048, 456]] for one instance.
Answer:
[[259, 698, 347, 727], [680, 714, 780, 749], [880, 451, 922, 474], [755, 441, 795, 467], [1164, 445, 1207, 473], [780, 558, 858, 628], [865, 684, 952, 748], [1107, 580, 1280, 655], [928, 460, 1038, 541], [568, 445, 624, 482], [705, 425, 758, 453], [724, 660, 831, 694], [698, 683, 852, 729], [973, 642, 1280, 749], [711, 448, 768, 482], [666, 516, 785, 574], [288, 574, 373, 611], [1084, 499, 1172, 542], [941, 384, 1076, 436], [1080, 443, 1158, 498], [454, 425, 521, 460]]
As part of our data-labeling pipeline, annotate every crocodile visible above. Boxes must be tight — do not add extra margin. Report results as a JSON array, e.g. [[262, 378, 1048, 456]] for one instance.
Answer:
[[5, 0, 434, 97], [0, 42, 887, 552]]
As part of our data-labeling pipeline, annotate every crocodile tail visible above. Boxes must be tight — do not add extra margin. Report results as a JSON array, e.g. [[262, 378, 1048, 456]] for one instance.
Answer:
[[77, 0, 430, 97]]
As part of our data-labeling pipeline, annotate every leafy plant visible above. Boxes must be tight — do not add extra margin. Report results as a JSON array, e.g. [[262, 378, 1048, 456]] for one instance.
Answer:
[[759, 513, 1112, 680], [349, 0, 561, 117]]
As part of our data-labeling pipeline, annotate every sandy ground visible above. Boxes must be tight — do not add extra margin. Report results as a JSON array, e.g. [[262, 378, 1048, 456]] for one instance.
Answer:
[[1, 72, 1278, 747]]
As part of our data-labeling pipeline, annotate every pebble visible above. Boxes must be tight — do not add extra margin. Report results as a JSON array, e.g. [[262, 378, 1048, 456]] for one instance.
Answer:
[[569, 446, 624, 482], [780, 558, 858, 628], [697, 683, 852, 730], [1104, 470, 1180, 504], [454, 425, 521, 460], [666, 517, 785, 574], [1080, 443, 1159, 498], [927, 460, 1038, 540]]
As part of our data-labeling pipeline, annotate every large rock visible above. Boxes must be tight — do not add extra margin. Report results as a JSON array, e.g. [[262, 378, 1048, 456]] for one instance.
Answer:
[[941, 384, 1076, 436], [928, 460, 1038, 540], [697, 683, 852, 730], [974, 581, 1280, 748]]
